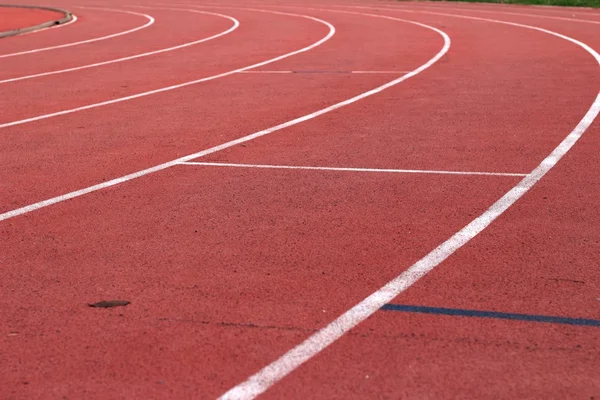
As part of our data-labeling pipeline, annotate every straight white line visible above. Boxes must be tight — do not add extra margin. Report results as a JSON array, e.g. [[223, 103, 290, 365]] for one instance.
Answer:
[[0, 9, 239, 84], [0, 13, 449, 229], [237, 70, 410, 74], [179, 162, 527, 177], [0, 7, 154, 59], [218, 7, 600, 400], [238, 70, 292, 73], [351, 70, 410, 73], [0, 8, 334, 129]]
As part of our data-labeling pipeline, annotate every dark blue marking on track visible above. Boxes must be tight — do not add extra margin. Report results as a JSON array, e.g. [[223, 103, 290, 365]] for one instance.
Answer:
[[381, 304, 600, 327]]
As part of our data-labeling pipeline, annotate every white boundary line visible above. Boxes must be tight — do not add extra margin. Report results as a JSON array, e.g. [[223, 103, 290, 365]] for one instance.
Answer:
[[218, 7, 600, 400], [237, 70, 410, 74], [179, 161, 527, 177], [0, 8, 334, 129], [0, 7, 154, 59], [238, 70, 294, 73], [0, 13, 449, 226], [0, 9, 239, 84], [352, 70, 411, 74]]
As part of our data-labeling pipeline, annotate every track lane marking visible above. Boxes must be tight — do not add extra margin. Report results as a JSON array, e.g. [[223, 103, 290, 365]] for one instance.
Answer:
[[217, 7, 600, 400], [0, 9, 239, 84], [0, 7, 154, 59], [237, 70, 411, 74], [238, 70, 294, 73], [178, 162, 527, 177]]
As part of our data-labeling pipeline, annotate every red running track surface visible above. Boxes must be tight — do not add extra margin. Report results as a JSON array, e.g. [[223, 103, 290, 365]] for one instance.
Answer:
[[0, 6, 65, 33], [0, 0, 599, 399]]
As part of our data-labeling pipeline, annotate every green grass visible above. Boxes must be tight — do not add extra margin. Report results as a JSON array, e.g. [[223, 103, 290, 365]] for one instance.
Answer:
[[420, 0, 600, 7]]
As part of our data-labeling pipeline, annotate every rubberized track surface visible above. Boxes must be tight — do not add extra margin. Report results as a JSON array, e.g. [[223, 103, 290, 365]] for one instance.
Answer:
[[1, 1, 599, 399], [0, 5, 65, 38], [0, 6, 65, 33]]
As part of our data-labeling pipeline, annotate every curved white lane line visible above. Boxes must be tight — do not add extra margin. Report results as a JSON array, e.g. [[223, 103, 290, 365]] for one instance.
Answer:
[[219, 7, 600, 400], [0, 9, 239, 84], [0, 8, 154, 59], [0, 8, 333, 129]]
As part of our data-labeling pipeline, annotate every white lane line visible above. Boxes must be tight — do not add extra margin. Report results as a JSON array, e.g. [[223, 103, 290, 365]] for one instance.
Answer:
[[238, 70, 293, 73], [0, 7, 154, 59], [0, 14, 449, 227], [237, 70, 410, 74], [0, 9, 239, 84], [352, 70, 410, 73], [218, 9, 600, 400], [179, 162, 527, 177], [0, 8, 334, 129]]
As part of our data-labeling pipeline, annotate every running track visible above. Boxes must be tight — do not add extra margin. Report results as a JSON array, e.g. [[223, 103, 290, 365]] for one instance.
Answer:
[[1, 1, 599, 399]]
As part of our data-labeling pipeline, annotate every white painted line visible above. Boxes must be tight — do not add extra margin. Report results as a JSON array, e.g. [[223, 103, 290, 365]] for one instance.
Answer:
[[351, 70, 410, 74], [239, 70, 292, 73], [0, 7, 154, 59], [0, 9, 239, 84], [0, 8, 334, 129], [237, 70, 409, 74], [0, 13, 450, 229], [218, 8, 600, 400], [179, 162, 527, 177]]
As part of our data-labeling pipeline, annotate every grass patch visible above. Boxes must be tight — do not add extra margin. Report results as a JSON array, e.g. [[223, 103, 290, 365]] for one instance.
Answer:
[[418, 0, 600, 7]]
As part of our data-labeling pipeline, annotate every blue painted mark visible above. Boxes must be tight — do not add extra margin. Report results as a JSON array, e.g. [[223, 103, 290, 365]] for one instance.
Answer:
[[381, 304, 600, 327]]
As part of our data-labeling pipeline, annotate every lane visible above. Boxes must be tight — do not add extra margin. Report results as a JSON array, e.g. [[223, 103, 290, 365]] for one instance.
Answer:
[[181, 4, 439, 73]]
